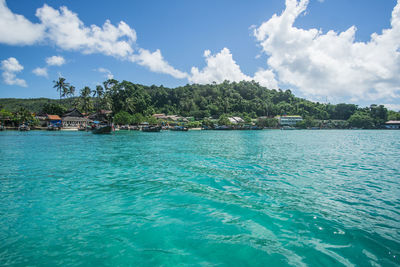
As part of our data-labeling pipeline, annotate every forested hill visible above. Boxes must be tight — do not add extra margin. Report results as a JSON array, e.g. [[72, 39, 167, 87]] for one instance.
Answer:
[[0, 97, 76, 113], [1, 80, 398, 125]]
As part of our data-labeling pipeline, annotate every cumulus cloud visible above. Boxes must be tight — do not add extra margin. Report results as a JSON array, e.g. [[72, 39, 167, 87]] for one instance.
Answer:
[[131, 48, 188, 79], [1, 57, 27, 87], [35, 5, 137, 58], [96, 67, 114, 80], [189, 48, 250, 84], [32, 67, 48, 77], [46, 55, 65, 66], [189, 48, 278, 88], [253, 0, 400, 102], [0, 1, 186, 79], [0, 0, 44, 45]]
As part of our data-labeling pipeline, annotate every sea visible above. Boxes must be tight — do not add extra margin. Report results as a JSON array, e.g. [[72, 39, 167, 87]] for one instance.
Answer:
[[0, 130, 399, 266]]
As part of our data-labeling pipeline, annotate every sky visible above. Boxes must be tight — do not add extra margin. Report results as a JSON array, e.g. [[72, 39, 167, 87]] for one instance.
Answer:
[[0, 0, 400, 111]]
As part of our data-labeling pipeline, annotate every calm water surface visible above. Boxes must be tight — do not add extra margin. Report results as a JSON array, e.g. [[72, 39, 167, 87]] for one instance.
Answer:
[[0, 130, 399, 266]]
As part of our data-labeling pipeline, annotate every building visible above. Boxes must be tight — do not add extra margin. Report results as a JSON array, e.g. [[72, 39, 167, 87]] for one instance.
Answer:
[[61, 108, 88, 128], [152, 114, 188, 123], [276, 115, 303, 126], [228, 117, 245, 124], [46, 115, 62, 127], [384, 120, 400, 129]]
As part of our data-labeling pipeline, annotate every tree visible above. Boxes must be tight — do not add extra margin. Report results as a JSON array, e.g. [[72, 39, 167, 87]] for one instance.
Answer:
[[333, 103, 358, 120], [348, 112, 374, 129], [218, 114, 231, 126], [80, 86, 93, 113], [68, 85, 75, 98], [42, 103, 66, 116], [13, 107, 34, 125], [53, 77, 70, 103], [93, 85, 104, 111], [388, 110, 400, 120], [113, 111, 132, 125], [369, 104, 387, 127], [257, 117, 278, 128], [296, 116, 317, 129], [131, 113, 145, 125]]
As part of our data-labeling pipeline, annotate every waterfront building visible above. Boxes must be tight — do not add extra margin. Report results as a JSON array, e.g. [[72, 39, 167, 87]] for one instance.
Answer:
[[276, 115, 303, 126], [228, 117, 244, 124], [46, 115, 62, 127], [384, 120, 400, 129], [61, 108, 88, 129]]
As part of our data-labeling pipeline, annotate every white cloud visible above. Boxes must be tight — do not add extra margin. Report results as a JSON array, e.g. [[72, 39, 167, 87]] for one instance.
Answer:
[[96, 67, 114, 80], [189, 48, 278, 88], [0, 0, 45, 45], [131, 48, 188, 79], [189, 48, 250, 84], [1, 57, 27, 87], [0, 1, 187, 80], [32, 67, 48, 77], [253, 68, 279, 89], [36, 4, 136, 58], [46, 55, 65, 66], [383, 103, 400, 111], [253, 0, 400, 102]]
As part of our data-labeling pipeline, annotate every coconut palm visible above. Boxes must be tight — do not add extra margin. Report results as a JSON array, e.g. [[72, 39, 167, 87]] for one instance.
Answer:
[[68, 85, 76, 98], [80, 86, 93, 114], [93, 85, 104, 111], [53, 77, 70, 103], [67, 85, 76, 108]]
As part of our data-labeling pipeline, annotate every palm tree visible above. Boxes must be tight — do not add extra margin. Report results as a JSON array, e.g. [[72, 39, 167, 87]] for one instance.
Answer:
[[53, 77, 70, 103], [68, 85, 76, 108], [93, 85, 104, 111], [80, 86, 93, 114], [68, 85, 76, 98]]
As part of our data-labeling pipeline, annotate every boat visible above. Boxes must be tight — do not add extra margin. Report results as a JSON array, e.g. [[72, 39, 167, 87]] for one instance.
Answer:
[[78, 125, 89, 131], [0, 125, 4, 131], [18, 124, 30, 131], [92, 125, 113, 134], [47, 124, 61, 131], [281, 126, 296, 130], [142, 125, 161, 132], [215, 125, 232, 130], [170, 126, 188, 131]]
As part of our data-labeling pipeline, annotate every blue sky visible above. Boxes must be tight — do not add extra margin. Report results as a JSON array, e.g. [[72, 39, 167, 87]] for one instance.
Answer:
[[0, 0, 399, 110]]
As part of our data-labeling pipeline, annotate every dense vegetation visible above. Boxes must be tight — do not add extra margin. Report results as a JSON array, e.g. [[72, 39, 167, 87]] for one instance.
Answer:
[[1, 79, 400, 128]]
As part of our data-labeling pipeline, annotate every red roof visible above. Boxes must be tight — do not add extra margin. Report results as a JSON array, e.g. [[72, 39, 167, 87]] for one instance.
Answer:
[[47, 115, 61, 120]]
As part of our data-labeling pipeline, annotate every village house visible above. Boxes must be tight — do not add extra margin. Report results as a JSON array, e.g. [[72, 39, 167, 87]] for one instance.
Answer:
[[61, 108, 88, 129], [152, 113, 188, 124], [228, 117, 245, 124], [276, 115, 303, 126], [46, 115, 62, 127], [384, 120, 400, 129]]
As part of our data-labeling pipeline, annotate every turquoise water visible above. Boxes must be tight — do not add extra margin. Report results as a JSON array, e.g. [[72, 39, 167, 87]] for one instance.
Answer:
[[0, 130, 399, 266]]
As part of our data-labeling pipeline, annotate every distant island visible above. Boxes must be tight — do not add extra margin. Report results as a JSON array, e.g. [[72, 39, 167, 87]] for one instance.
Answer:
[[1, 79, 400, 130]]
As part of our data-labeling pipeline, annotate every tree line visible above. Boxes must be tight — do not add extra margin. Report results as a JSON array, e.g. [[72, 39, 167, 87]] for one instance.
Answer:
[[1, 78, 400, 128]]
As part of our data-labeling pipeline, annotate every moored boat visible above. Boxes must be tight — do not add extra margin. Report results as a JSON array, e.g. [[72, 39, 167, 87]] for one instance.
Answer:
[[47, 124, 61, 131], [170, 126, 188, 131], [92, 125, 113, 134], [142, 125, 161, 132], [215, 125, 232, 130], [18, 124, 30, 131]]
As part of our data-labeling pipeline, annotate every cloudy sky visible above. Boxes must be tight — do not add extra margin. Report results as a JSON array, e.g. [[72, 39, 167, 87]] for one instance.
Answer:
[[0, 0, 399, 110]]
